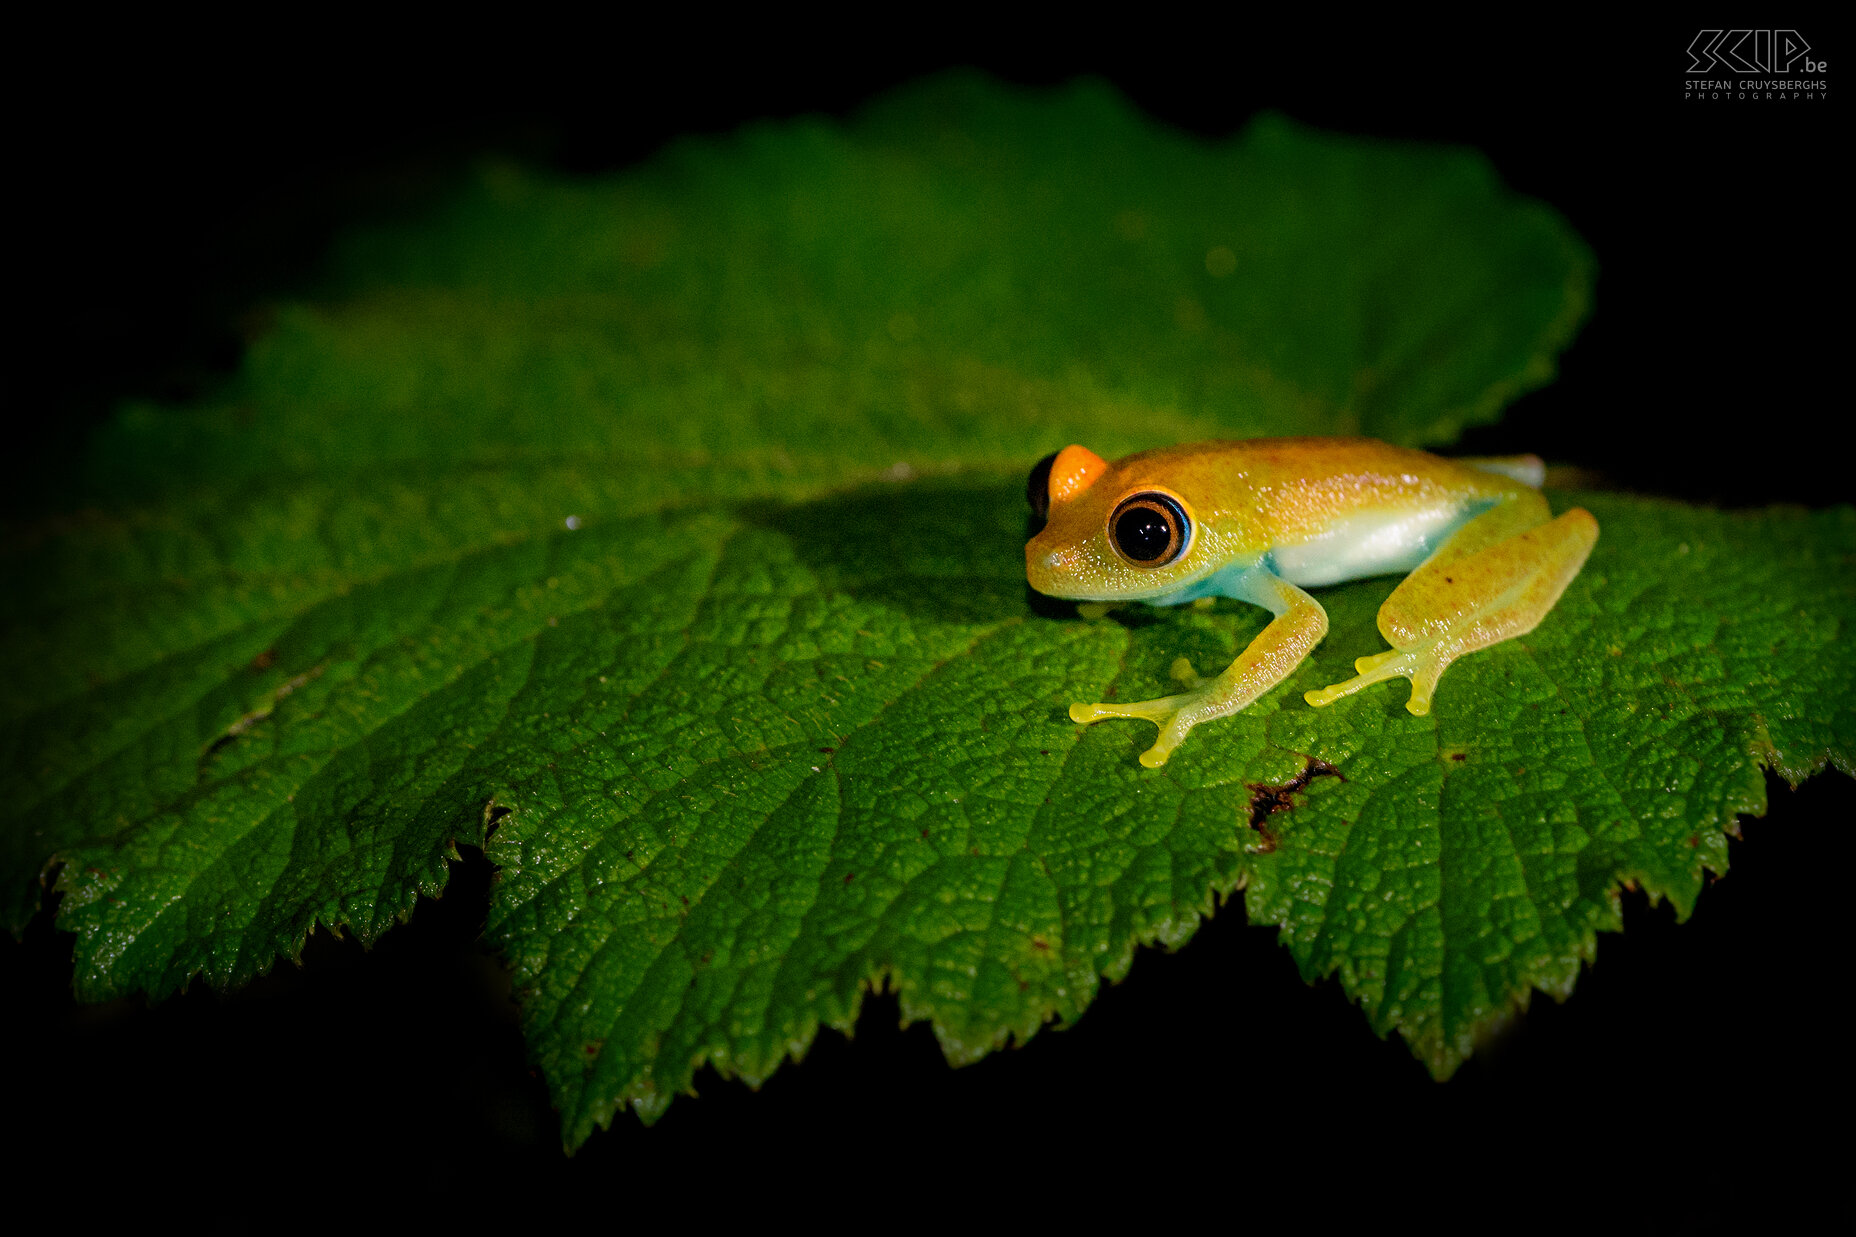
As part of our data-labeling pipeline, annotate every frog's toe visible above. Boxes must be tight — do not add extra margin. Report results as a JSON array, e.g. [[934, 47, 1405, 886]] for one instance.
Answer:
[[1069, 694, 1184, 725], [1138, 711, 1198, 767], [1306, 679, 1351, 709], [1402, 656, 1448, 715], [1138, 740, 1175, 769], [1169, 657, 1206, 688]]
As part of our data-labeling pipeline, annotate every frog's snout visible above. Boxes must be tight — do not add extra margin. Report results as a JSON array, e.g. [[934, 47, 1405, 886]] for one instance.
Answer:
[[1024, 536, 1072, 597], [1025, 539, 1056, 593]]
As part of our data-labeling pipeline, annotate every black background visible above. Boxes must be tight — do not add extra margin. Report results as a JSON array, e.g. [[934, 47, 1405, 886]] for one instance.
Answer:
[[9, 18, 1847, 1223]]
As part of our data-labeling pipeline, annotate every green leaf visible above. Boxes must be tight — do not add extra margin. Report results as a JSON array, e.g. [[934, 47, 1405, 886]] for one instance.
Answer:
[[9, 73, 1848, 1147]]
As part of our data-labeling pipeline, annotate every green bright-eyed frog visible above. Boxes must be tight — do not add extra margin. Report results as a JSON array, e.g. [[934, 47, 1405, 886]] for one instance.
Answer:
[[1025, 438, 1598, 768]]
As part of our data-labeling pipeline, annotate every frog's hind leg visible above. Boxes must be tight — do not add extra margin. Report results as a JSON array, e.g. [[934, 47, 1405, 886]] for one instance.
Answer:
[[1303, 492, 1597, 716]]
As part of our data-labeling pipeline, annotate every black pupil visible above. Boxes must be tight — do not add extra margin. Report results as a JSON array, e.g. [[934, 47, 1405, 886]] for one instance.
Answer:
[[1114, 504, 1174, 561]]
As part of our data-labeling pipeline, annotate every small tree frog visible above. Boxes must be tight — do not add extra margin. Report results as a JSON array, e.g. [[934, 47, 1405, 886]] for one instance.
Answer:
[[1025, 438, 1597, 767]]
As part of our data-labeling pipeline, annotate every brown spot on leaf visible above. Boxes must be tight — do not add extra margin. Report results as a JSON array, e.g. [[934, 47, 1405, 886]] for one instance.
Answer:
[[818, 747, 835, 754], [1245, 757, 1344, 844], [1031, 936, 1050, 953], [251, 648, 277, 670], [843, 871, 856, 884]]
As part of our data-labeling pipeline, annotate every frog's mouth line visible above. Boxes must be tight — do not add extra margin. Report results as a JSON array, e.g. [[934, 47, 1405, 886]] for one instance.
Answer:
[[1026, 557, 1228, 608]]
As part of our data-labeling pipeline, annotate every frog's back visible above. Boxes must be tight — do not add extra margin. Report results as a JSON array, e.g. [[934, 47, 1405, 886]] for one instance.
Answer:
[[1113, 437, 1527, 542]]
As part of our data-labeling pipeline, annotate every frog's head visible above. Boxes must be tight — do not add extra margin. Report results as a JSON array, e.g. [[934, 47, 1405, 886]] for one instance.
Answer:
[[1024, 444, 1210, 602]]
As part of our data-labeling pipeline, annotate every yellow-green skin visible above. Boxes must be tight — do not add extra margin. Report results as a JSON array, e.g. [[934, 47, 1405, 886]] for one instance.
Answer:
[[1026, 438, 1598, 768]]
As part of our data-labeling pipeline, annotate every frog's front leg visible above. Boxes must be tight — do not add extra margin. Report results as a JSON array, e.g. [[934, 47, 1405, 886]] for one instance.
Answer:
[[1071, 570, 1328, 768], [1304, 491, 1597, 715]]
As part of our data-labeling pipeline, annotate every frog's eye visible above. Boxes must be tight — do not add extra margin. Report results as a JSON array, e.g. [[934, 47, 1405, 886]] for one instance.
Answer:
[[1110, 492, 1190, 566], [1026, 451, 1059, 523]]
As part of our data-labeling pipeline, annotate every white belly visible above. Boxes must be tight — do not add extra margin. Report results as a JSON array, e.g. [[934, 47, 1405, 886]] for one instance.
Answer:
[[1269, 503, 1474, 587]]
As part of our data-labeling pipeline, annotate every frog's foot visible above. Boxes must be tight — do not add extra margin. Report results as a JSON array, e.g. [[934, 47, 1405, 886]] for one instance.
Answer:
[[1069, 690, 1208, 768], [1066, 659, 1215, 766], [1303, 645, 1449, 716]]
